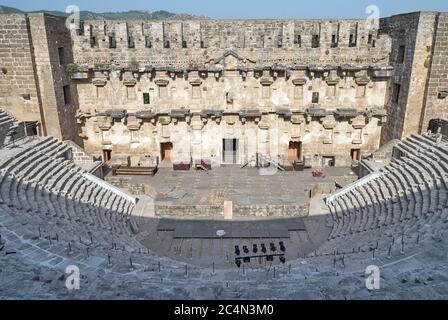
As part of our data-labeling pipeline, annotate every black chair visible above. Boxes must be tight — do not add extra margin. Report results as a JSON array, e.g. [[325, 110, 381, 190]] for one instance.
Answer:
[[261, 243, 267, 253], [279, 241, 286, 252], [235, 258, 241, 268], [252, 244, 258, 254], [234, 245, 240, 256]]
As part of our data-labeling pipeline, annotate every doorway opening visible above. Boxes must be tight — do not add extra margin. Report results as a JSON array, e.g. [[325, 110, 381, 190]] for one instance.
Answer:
[[161, 142, 173, 161], [103, 149, 112, 163], [351, 148, 361, 161], [323, 156, 335, 167], [223, 139, 239, 164], [288, 141, 302, 162]]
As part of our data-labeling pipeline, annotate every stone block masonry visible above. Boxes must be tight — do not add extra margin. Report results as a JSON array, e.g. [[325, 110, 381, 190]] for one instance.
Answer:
[[0, 11, 447, 168]]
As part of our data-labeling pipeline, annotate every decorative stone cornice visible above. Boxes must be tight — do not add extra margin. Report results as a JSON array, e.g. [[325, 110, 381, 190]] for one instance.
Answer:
[[355, 76, 370, 85], [126, 115, 142, 131], [351, 115, 367, 129], [170, 109, 190, 119], [260, 77, 274, 86], [372, 68, 394, 78], [135, 110, 156, 119], [71, 71, 89, 80], [158, 116, 171, 125], [325, 77, 341, 85], [322, 115, 337, 129], [123, 78, 137, 87], [307, 106, 327, 117], [98, 116, 113, 131], [189, 79, 202, 86], [105, 109, 127, 119], [92, 78, 107, 87], [292, 78, 307, 86], [154, 79, 169, 86], [291, 114, 305, 124], [335, 108, 360, 118]]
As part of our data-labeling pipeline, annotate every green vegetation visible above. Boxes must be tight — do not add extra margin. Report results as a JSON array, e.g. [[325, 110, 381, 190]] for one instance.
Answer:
[[129, 59, 140, 69], [65, 63, 79, 76]]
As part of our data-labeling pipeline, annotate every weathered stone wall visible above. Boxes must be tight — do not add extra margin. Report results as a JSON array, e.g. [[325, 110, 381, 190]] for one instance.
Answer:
[[27, 14, 80, 142], [0, 14, 42, 123], [380, 12, 446, 143], [155, 203, 309, 217], [78, 111, 385, 168], [420, 13, 448, 131], [0, 13, 81, 143], [2, 12, 448, 165], [72, 19, 388, 67], [70, 18, 391, 167]]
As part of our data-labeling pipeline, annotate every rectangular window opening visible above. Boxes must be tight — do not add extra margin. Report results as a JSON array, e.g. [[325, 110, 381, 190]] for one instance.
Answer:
[[63, 85, 71, 105], [143, 93, 150, 104], [397, 45, 405, 64], [58, 47, 65, 65]]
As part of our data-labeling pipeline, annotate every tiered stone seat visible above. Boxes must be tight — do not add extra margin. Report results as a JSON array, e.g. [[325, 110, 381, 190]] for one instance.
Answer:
[[326, 133, 448, 245], [0, 138, 137, 241]]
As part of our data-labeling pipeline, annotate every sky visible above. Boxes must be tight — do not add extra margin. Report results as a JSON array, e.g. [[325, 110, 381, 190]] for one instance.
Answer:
[[1, 0, 447, 19]]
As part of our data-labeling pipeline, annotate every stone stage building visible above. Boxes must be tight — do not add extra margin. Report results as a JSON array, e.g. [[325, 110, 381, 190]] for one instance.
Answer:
[[0, 12, 447, 168]]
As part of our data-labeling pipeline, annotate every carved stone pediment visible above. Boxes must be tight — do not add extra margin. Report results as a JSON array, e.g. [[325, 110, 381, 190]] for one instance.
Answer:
[[212, 50, 255, 69]]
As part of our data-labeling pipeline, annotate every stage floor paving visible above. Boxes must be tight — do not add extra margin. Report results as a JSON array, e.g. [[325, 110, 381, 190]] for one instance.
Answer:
[[112, 166, 355, 207]]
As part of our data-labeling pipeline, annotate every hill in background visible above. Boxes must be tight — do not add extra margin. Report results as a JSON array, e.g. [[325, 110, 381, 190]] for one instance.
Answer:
[[0, 5, 208, 20]]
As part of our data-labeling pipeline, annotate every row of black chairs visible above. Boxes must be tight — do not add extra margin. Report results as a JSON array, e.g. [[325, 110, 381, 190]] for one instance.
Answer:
[[235, 241, 286, 256]]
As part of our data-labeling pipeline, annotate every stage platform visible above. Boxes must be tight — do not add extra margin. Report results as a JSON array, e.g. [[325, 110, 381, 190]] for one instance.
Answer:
[[137, 214, 332, 269], [108, 166, 356, 217], [157, 217, 306, 239]]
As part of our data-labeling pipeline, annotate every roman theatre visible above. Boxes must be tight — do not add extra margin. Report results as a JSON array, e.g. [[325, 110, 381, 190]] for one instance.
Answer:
[[0, 11, 448, 298]]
